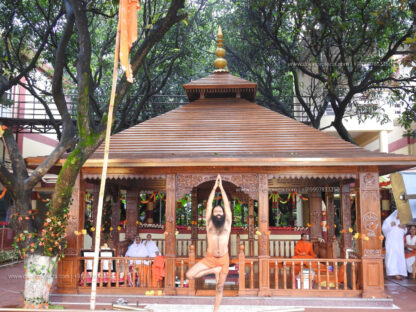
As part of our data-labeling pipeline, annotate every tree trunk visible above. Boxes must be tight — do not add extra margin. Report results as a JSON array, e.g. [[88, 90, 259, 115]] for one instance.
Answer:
[[23, 255, 56, 309], [50, 143, 100, 216], [10, 189, 33, 243], [333, 118, 357, 144]]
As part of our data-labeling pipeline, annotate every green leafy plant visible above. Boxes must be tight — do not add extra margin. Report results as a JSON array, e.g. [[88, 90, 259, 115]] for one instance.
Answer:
[[0, 249, 19, 264]]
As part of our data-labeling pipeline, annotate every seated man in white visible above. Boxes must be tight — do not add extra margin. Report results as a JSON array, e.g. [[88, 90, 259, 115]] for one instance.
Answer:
[[144, 233, 160, 257], [125, 235, 149, 263], [125, 235, 150, 286]]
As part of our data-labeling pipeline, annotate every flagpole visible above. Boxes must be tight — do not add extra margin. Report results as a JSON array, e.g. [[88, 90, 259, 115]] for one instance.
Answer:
[[89, 18, 121, 311]]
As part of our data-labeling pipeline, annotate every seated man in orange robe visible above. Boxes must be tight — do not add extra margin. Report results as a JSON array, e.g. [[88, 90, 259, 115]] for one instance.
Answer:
[[292, 233, 317, 276], [294, 233, 316, 258], [151, 251, 165, 288]]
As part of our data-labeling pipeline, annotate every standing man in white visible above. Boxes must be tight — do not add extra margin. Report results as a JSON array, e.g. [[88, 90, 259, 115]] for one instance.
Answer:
[[382, 210, 407, 280]]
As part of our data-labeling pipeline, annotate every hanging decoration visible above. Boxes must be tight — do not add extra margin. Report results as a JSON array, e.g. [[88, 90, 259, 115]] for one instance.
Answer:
[[0, 188, 7, 199], [120, 193, 165, 210], [36, 192, 50, 203], [379, 180, 391, 187], [269, 191, 309, 206], [232, 196, 246, 205]]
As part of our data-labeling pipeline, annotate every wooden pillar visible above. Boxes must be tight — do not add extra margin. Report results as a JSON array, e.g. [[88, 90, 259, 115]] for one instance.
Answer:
[[357, 167, 385, 298], [164, 174, 177, 295], [289, 194, 294, 226], [57, 173, 85, 290], [187, 245, 196, 295], [296, 195, 303, 226], [325, 189, 336, 258], [191, 188, 198, 248], [125, 190, 138, 242], [110, 185, 120, 254], [248, 198, 255, 257], [340, 181, 352, 258], [91, 184, 99, 248], [238, 245, 246, 295], [308, 192, 322, 241], [302, 199, 310, 226], [257, 174, 270, 296]]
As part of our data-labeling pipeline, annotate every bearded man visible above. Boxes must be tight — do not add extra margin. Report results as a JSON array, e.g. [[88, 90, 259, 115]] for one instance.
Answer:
[[186, 174, 232, 312]]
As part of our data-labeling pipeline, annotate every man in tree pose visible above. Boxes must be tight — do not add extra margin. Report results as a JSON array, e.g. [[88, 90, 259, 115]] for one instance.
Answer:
[[186, 175, 232, 312]]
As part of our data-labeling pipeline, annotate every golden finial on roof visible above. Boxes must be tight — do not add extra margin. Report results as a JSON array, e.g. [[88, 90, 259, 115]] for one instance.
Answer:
[[213, 26, 229, 73]]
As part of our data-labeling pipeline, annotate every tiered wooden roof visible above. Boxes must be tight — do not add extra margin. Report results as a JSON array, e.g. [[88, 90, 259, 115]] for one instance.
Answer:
[[183, 72, 257, 102], [82, 92, 416, 175]]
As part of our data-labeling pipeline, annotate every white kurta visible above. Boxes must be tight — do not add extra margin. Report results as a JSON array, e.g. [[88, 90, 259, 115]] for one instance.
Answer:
[[382, 210, 407, 277], [405, 235, 416, 273], [144, 240, 160, 257], [125, 242, 149, 265]]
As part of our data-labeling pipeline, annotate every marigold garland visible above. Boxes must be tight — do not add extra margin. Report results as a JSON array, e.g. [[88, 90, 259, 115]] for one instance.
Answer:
[[269, 191, 309, 205]]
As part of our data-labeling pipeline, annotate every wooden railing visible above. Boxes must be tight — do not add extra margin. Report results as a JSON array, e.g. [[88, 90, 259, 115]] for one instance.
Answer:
[[78, 246, 197, 293], [152, 238, 198, 257], [238, 245, 362, 296], [79, 257, 163, 289], [174, 237, 298, 258], [269, 239, 298, 257], [237, 236, 298, 257], [79, 245, 362, 296], [176, 239, 194, 257], [153, 239, 165, 255], [155, 236, 298, 258], [175, 245, 196, 294]]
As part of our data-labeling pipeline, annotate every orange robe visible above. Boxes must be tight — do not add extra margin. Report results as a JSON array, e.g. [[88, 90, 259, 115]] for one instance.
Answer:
[[200, 252, 230, 276], [294, 240, 316, 258], [292, 240, 317, 276], [151, 255, 165, 288]]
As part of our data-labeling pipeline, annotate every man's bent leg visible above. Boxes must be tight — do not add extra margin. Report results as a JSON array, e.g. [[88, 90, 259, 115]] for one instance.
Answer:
[[213, 272, 227, 312], [187, 261, 221, 280]]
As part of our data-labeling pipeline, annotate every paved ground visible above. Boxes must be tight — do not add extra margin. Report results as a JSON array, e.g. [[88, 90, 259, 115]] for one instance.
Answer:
[[1, 262, 415, 311]]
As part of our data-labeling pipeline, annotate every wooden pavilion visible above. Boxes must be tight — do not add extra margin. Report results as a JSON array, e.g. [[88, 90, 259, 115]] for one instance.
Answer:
[[27, 29, 416, 298]]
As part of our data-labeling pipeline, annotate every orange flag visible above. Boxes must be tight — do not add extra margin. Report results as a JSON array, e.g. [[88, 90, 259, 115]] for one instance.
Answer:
[[119, 0, 141, 83]]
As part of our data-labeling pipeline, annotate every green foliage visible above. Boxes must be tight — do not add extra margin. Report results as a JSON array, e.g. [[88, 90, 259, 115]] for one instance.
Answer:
[[216, 0, 416, 141], [0, 249, 19, 264], [0, 1, 62, 86], [398, 101, 416, 138]]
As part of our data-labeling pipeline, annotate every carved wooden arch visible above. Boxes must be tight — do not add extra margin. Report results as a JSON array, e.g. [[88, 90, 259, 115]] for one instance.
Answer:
[[195, 181, 253, 204], [176, 174, 259, 200]]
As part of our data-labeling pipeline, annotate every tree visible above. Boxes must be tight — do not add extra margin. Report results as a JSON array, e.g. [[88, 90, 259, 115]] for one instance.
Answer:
[[396, 3, 416, 139], [222, 0, 416, 143], [218, 3, 295, 117], [0, 0, 186, 307]]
